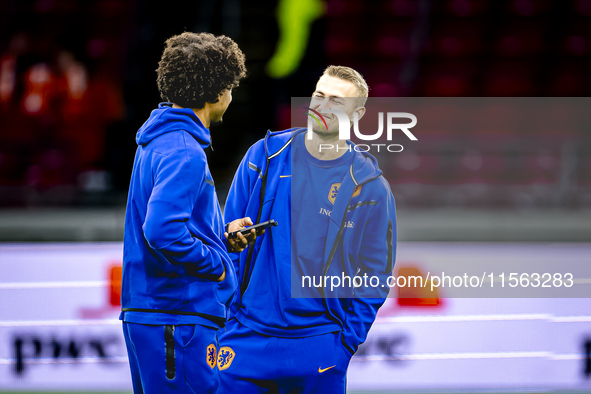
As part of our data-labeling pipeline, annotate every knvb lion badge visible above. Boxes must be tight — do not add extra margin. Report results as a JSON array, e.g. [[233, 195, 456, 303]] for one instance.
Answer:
[[206, 343, 217, 369], [328, 183, 340, 204], [327, 183, 361, 205], [217, 346, 235, 371]]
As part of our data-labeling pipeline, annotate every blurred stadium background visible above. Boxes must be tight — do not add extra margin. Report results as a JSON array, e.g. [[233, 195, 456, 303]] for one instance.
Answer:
[[0, 0, 590, 393]]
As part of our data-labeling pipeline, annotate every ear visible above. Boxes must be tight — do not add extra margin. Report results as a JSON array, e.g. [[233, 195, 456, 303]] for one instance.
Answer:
[[355, 106, 366, 122]]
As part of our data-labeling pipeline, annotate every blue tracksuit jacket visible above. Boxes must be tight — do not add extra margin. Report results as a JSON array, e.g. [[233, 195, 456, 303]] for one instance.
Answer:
[[224, 128, 396, 355], [121, 102, 237, 327]]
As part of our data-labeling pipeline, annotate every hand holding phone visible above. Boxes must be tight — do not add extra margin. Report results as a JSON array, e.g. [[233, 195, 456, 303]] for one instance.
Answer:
[[227, 219, 278, 239]]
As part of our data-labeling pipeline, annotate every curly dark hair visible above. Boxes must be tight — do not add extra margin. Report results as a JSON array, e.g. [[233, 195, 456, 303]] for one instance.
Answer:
[[156, 32, 246, 109]]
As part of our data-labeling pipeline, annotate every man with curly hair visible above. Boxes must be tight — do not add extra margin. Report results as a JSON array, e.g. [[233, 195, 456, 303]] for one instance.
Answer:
[[120, 32, 251, 394]]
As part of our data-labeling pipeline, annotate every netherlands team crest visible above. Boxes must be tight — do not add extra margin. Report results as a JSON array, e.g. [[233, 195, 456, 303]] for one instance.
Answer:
[[206, 344, 217, 369], [352, 185, 362, 198], [217, 346, 235, 371], [328, 183, 341, 204]]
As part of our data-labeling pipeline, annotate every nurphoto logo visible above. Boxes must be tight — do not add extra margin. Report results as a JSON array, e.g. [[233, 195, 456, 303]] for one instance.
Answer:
[[305, 107, 418, 153]]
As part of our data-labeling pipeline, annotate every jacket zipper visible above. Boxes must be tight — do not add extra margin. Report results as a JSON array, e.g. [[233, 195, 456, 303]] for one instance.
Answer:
[[239, 133, 296, 297], [323, 171, 382, 277], [321, 171, 383, 355], [240, 156, 270, 297]]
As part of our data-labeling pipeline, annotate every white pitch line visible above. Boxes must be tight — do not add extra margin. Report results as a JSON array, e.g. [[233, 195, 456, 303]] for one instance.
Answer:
[[0, 319, 120, 327], [0, 354, 583, 365], [551, 315, 591, 322], [0, 243, 123, 252], [375, 314, 591, 323], [375, 314, 551, 323], [550, 354, 585, 360], [0, 356, 128, 365], [484, 277, 591, 285], [1, 314, 590, 328], [351, 351, 583, 361], [0, 281, 108, 289], [401, 351, 551, 360]]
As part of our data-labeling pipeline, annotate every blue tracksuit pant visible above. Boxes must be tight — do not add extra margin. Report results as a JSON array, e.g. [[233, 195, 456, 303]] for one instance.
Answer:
[[123, 322, 219, 393], [217, 318, 353, 393]]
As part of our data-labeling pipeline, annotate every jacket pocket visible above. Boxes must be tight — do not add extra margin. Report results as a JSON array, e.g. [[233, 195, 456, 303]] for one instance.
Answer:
[[215, 260, 238, 307], [179, 324, 197, 348]]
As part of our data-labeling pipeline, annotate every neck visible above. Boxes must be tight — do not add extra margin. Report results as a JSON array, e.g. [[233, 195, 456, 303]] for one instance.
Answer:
[[172, 103, 210, 128], [304, 131, 349, 160]]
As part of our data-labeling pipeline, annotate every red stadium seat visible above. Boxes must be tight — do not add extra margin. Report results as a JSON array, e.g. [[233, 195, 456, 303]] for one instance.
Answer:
[[420, 62, 477, 96], [385, 0, 419, 17], [548, 62, 588, 96], [494, 23, 544, 57], [483, 62, 535, 96], [444, 0, 488, 17], [507, 0, 551, 16]]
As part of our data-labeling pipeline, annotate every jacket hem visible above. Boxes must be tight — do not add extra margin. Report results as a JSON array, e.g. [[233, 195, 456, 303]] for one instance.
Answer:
[[121, 308, 225, 327], [235, 313, 341, 339]]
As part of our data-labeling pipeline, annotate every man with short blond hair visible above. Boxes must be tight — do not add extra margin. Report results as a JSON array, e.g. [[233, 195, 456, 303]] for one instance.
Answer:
[[323, 65, 369, 105], [218, 65, 396, 393]]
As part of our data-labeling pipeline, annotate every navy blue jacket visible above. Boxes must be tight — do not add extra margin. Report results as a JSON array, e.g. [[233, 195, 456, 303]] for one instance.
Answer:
[[121, 103, 237, 327], [224, 128, 396, 354]]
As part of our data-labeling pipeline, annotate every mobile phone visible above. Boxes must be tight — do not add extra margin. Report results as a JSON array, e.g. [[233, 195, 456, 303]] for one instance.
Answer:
[[227, 219, 278, 239]]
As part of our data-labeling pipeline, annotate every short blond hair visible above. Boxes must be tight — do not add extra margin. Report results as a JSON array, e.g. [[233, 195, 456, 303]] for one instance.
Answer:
[[323, 65, 369, 106]]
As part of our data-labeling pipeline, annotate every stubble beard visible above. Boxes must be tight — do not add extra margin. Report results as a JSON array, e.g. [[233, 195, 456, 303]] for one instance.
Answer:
[[311, 124, 339, 140]]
